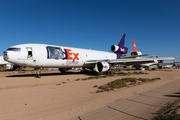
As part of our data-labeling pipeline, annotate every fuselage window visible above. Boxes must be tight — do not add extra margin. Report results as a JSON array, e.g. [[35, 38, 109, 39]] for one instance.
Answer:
[[7, 47, 21, 52], [47, 46, 64, 59]]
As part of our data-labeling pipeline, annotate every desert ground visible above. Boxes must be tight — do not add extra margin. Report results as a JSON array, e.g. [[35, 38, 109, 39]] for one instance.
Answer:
[[0, 69, 180, 120]]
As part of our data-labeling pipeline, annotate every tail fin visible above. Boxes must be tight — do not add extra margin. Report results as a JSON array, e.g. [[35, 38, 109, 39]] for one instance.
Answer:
[[117, 34, 126, 47], [131, 39, 138, 52], [110, 34, 128, 59], [116, 34, 128, 54]]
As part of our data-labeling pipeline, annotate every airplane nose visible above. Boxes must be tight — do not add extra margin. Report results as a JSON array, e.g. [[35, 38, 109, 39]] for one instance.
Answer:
[[3, 51, 8, 61]]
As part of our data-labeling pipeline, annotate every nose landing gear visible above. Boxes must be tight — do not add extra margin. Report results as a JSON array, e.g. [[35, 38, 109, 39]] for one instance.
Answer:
[[35, 68, 41, 78]]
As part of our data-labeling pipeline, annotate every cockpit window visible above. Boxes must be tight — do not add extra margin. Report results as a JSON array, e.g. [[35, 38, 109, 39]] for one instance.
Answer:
[[7, 47, 21, 52], [47, 46, 64, 59]]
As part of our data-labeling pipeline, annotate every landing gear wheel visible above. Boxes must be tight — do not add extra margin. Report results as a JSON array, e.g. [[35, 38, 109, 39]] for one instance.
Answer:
[[36, 74, 41, 78], [104, 71, 113, 75], [108, 71, 113, 75], [35, 68, 41, 78]]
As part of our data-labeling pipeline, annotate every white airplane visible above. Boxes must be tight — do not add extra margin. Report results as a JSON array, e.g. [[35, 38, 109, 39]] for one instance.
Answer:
[[0, 56, 8, 65], [3, 34, 175, 78], [128, 39, 165, 70]]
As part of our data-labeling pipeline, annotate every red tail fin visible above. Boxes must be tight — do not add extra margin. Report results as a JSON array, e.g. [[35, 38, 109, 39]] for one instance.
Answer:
[[131, 39, 138, 52]]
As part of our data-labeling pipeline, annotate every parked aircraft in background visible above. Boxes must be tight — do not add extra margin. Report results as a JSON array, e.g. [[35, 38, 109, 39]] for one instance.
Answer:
[[0, 56, 8, 65], [3, 34, 175, 78], [128, 39, 165, 70], [0, 56, 23, 70], [131, 39, 142, 56], [159, 60, 180, 69], [0, 56, 14, 70]]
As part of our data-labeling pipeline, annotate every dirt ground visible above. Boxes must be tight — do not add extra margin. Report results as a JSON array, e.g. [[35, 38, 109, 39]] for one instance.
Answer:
[[0, 69, 180, 120]]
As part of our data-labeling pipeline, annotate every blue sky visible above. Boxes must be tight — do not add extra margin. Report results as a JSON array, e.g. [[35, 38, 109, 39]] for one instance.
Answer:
[[0, 0, 180, 61]]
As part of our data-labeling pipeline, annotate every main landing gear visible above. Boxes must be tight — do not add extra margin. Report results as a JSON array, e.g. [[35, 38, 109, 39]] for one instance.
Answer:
[[35, 68, 41, 78]]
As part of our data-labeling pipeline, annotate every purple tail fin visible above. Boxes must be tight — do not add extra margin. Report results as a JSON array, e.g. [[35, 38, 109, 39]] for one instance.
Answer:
[[111, 34, 128, 59], [118, 34, 126, 47]]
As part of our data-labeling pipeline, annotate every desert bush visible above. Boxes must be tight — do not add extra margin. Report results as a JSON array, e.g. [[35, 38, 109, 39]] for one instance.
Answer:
[[96, 77, 161, 93], [75, 78, 80, 81], [107, 79, 127, 88], [138, 78, 148, 82], [121, 78, 137, 83]]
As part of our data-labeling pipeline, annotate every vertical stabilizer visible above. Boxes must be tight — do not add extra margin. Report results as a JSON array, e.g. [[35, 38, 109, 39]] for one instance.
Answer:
[[131, 39, 142, 56], [132, 39, 138, 52], [117, 34, 126, 47], [110, 34, 128, 59]]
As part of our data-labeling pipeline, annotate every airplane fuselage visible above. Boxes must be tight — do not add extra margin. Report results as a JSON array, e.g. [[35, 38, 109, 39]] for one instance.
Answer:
[[4, 44, 117, 68]]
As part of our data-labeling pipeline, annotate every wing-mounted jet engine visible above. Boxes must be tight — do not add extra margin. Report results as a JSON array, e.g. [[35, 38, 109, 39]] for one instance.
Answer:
[[95, 62, 110, 72]]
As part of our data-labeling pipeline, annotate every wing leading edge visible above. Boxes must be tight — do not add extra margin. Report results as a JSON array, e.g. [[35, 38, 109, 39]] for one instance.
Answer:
[[85, 57, 175, 64]]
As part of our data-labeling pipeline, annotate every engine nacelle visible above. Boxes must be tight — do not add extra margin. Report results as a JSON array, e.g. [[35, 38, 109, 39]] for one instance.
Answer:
[[110, 45, 119, 52], [6, 63, 14, 70], [131, 51, 142, 56], [110, 45, 128, 55], [95, 62, 110, 72]]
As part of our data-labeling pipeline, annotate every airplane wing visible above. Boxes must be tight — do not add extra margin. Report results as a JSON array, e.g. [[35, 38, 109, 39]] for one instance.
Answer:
[[109, 57, 175, 63], [85, 57, 175, 64], [120, 54, 149, 59]]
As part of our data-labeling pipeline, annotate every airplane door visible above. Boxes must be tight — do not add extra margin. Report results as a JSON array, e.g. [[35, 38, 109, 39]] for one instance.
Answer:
[[26, 47, 33, 59]]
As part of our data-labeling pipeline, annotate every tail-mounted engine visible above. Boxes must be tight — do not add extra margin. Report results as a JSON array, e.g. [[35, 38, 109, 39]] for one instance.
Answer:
[[95, 62, 110, 72], [131, 51, 142, 56], [110, 45, 128, 54]]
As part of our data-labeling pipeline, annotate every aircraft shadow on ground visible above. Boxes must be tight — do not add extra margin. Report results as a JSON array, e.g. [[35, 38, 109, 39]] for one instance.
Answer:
[[164, 92, 180, 98], [173, 92, 180, 94], [5, 72, 99, 77], [164, 95, 180, 98]]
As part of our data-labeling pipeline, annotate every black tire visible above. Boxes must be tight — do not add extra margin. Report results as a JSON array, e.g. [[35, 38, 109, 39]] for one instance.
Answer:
[[35, 74, 41, 78]]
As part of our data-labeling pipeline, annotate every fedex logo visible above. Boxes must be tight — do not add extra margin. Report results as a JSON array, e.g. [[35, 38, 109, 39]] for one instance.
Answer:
[[103, 65, 108, 68], [120, 48, 126, 52], [64, 49, 79, 60]]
